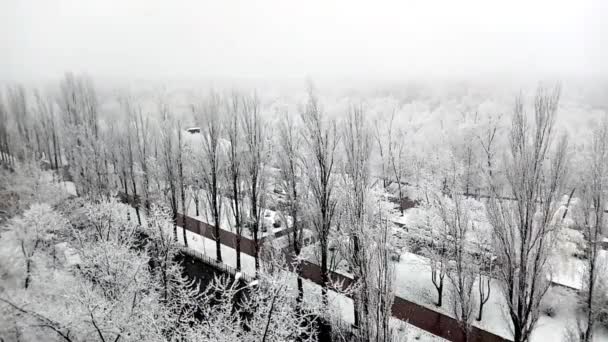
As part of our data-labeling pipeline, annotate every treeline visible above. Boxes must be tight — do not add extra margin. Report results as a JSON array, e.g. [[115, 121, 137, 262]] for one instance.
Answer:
[[1, 74, 607, 342], [0, 74, 399, 341], [0, 163, 321, 341]]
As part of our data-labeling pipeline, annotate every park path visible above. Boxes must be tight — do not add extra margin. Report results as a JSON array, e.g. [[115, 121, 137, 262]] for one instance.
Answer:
[[174, 212, 511, 342]]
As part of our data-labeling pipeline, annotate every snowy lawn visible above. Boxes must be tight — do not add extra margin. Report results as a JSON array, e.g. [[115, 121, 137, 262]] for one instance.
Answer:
[[392, 239, 608, 341], [158, 208, 447, 341], [393, 251, 512, 339]]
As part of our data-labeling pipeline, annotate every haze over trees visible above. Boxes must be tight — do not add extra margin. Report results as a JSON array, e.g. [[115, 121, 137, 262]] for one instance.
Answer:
[[1, 73, 607, 342]]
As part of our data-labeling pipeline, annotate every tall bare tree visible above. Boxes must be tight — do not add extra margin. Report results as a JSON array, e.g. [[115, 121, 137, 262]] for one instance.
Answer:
[[300, 87, 340, 330], [241, 93, 267, 271], [33, 91, 61, 172], [486, 86, 568, 342], [341, 105, 399, 339], [121, 98, 143, 225], [341, 106, 371, 328], [6, 85, 32, 161], [176, 119, 189, 247], [198, 93, 225, 262], [576, 115, 608, 341], [478, 113, 502, 182], [57, 73, 104, 199], [373, 112, 394, 190], [454, 111, 480, 196], [0, 98, 12, 166], [225, 92, 245, 270], [158, 101, 180, 242], [436, 191, 476, 341], [276, 110, 308, 306], [389, 126, 409, 216], [341, 105, 396, 341]]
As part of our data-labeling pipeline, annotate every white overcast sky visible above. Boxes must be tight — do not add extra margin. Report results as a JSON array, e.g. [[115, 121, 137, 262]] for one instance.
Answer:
[[1, 0, 606, 81]]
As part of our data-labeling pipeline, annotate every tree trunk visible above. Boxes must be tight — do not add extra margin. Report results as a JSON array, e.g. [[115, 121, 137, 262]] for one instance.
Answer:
[[24, 258, 31, 289], [252, 182, 260, 271], [477, 302, 484, 321], [253, 227, 259, 271], [235, 235, 241, 271], [398, 183, 404, 216], [437, 281, 443, 307], [194, 194, 200, 216], [562, 188, 576, 220], [213, 195, 222, 262], [171, 188, 178, 242]]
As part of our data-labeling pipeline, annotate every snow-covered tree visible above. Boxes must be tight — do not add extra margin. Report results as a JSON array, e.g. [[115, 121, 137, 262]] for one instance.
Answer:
[[486, 86, 568, 342], [300, 86, 340, 328], [224, 92, 246, 270], [574, 114, 608, 341], [196, 93, 225, 262], [436, 193, 476, 341], [241, 93, 268, 271], [276, 110, 307, 304]]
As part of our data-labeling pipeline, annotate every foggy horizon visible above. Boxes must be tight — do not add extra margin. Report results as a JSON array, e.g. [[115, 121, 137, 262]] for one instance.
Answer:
[[3, 2, 608, 342], [2, 0, 607, 83]]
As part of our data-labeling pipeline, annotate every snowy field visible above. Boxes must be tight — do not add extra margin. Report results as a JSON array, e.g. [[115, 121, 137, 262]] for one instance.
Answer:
[[390, 192, 608, 341], [124, 201, 444, 340], [175, 225, 446, 342]]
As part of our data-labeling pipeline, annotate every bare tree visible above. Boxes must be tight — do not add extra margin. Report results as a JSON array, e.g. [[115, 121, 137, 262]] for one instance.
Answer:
[[176, 119, 189, 247], [373, 112, 394, 189], [225, 92, 245, 270], [0, 97, 13, 166], [133, 103, 152, 214], [57, 73, 104, 199], [478, 113, 502, 190], [454, 111, 480, 196], [122, 97, 143, 225], [12, 204, 67, 289], [277, 110, 306, 304], [241, 93, 267, 271], [486, 86, 568, 342], [436, 192, 476, 341], [6, 85, 32, 161], [413, 189, 449, 307], [389, 125, 409, 216], [342, 107, 372, 331], [158, 101, 180, 242], [300, 86, 340, 332], [476, 249, 493, 321], [576, 114, 608, 341], [341, 106, 371, 328], [197, 93, 225, 262], [341, 105, 397, 341]]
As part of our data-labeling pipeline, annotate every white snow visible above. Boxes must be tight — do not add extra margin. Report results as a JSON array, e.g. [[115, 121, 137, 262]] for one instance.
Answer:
[[161, 209, 446, 341]]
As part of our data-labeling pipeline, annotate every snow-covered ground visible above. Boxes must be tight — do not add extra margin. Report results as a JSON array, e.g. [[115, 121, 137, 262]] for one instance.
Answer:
[[173, 222, 446, 341], [390, 194, 608, 342], [393, 251, 511, 339], [126, 202, 444, 340], [123, 177, 608, 342], [175, 196, 608, 342], [183, 188, 289, 239], [391, 239, 608, 341]]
